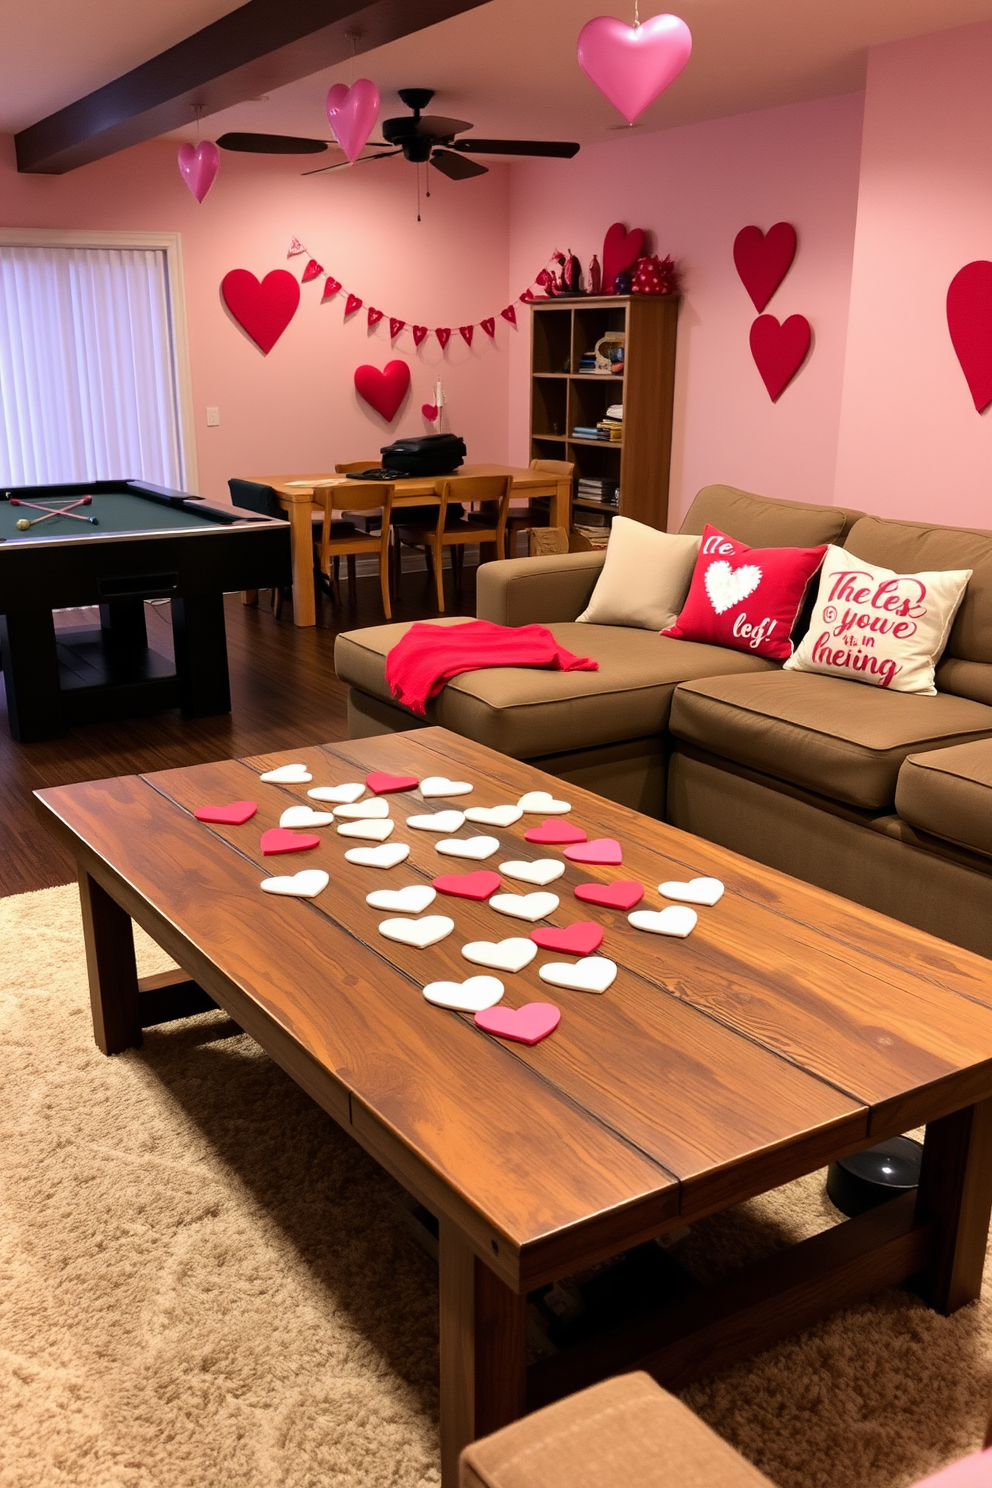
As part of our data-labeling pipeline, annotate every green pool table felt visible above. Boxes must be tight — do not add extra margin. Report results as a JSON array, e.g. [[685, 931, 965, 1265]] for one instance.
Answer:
[[0, 491, 219, 542]]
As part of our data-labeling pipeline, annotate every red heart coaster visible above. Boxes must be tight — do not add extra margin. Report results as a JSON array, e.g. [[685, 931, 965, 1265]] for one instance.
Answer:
[[366, 772, 419, 794], [195, 801, 257, 825], [564, 838, 622, 865], [530, 922, 604, 955], [525, 819, 588, 845], [474, 1001, 560, 1045], [575, 881, 644, 910], [260, 828, 320, 855], [433, 871, 502, 900]]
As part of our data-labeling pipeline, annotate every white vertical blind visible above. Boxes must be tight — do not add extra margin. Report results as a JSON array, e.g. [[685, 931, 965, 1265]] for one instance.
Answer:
[[0, 245, 186, 488]]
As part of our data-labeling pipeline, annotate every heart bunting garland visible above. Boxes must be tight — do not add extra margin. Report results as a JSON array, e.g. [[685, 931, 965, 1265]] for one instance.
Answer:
[[345, 293, 363, 316], [323, 277, 341, 298], [459, 325, 474, 346], [302, 258, 323, 283], [367, 307, 384, 328], [481, 317, 496, 338], [436, 328, 452, 349], [501, 306, 517, 326], [390, 317, 405, 339]]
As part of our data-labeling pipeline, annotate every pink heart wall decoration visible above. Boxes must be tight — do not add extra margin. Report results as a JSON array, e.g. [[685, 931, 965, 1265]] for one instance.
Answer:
[[947, 261, 992, 413], [354, 360, 411, 421], [221, 269, 300, 354], [177, 142, 219, 203], [577, 14, 692, 125], [733, 224, 797, 312], [325, 78, 380, 164], [602, 223, 644, 294], [749, 314, 812, 401]]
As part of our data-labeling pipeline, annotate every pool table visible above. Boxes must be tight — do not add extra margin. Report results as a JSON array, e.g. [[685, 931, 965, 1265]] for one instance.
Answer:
[[0, 480, 291, 742]]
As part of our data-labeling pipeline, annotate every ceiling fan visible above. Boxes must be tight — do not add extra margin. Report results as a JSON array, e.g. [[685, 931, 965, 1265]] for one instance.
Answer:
[[216, 88, 580, 180]]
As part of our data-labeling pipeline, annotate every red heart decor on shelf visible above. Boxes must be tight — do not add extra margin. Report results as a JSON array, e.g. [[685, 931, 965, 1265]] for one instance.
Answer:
[[574, 880, 644, 910], [422, 402, 439, 420], [221, 269, 300, 354], [433, 871, 503, 900], [749, 314, 811, 401], [947, 261, 992, 412], [564, 838, 623, 865], [530, 922, 604, 955], [474, 1001, 560, 1045], [435, 328, 452, 349], [481, 317, 496, 338], [525, 819, 588, 845], [302, 258, 323, 282], [195, 801, 257, 825], [260, 828, 320, 855], [354, 360, 411, 421], [413, 325, 429, 346], [390, 317, 405, 339], [367, 306, 383, 328], [500, 306, 517, 326], [345, 293, 363, 316], [366, 771, 419, 794], [322, 277, 341, 298], [602, 223, 645, 293], [733, 223, 797, 312]]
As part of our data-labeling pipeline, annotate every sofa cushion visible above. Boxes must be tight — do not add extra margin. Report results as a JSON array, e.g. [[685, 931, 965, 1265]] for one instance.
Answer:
[[679, 483, 862, 547], [576, 517, 700, 631], [896, 740, 992, 858], [669, 670, 992, 810], [335, 618, 777, 760]]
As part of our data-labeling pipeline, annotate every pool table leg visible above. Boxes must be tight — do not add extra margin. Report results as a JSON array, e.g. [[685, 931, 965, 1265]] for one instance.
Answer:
[[0, 609, 65, 741], [171, 594, 231, 717]]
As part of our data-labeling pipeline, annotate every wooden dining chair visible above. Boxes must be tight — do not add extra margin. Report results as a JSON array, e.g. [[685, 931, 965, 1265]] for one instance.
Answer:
[[393, 474, 512, 614], [229, 477, 358, 619], [504, 458, 575, 557], [313, 482, 396, 620]]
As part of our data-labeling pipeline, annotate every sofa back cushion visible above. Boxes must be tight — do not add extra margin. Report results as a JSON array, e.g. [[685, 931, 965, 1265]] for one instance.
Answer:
[[679, 484, 862, 548]]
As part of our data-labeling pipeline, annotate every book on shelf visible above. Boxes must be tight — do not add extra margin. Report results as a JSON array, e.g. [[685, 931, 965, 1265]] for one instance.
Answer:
[[572, 426, 613, 440], [597, 419, 622, 442]]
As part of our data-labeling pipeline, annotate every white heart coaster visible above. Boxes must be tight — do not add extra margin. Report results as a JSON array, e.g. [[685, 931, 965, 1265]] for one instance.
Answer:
[[406, 811, 466, 833], [499, 859, 565, 886], [345, 843, 410, 869], [628, 906, 698, 938], [366, 885, 437, 914], [337, 819, 394, 841], [464, 804, 524, 827], [517, 790, 571, 814], [279, 805, 335, 829], [461, 938, 537, 973], [489, 891, 559, 923], [420, 776, 473, 798], [260, 869, 329, 899], [538, 957, 617, 994], [378, 915, 455, 948], [435, 836, 500, 861], [423, 976, 504, 1012], [260, 763, 312, 783], [333, 798, 390, 820], [658, 877, 724, 906], [308, 783, 366, 804]]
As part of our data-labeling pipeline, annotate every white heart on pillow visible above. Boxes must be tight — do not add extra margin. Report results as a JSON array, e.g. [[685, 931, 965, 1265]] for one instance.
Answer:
[[704, 561, 762, 615]]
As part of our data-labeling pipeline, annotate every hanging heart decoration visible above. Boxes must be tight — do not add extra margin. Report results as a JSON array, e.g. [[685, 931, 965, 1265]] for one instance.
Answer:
[[345, 293, 363, 316], [519, 289, 535, 302], [413, 325, 429, 346], [302, 258, 323, 283], [602, 222, 645, 294], [947, 261, 992, 413], [367, 306, 384, 328], [322, 276, 342, 298], [501, 305, 517, 326], [325, 78, 381, 164], [354, 360, 411, 421], [436, 328, 452, 349], [733, 223, 797, 312], [481, 317, 496, 338], [577, 13, 693, 124], [221, 269, 300, 354], [288, 237, 306, 257], [390, 317, 406, 339], [749, 314, 812, 401], [459, 325, 474, 346], [177, 142, 219, 203], [422, 402, 439, 420]]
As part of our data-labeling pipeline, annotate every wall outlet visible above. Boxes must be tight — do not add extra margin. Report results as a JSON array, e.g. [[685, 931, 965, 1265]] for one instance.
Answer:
[[206, 406, 220, 426]]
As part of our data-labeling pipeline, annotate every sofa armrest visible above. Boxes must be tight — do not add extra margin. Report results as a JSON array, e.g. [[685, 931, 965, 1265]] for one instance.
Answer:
[[476, 551, 606, 627]]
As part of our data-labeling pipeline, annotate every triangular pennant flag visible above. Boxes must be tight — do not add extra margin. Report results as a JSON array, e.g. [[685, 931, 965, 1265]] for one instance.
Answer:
[[459, 325, 474, 346], [367, 306, 384, 328], [322, 277, 342, 298], [288, 237, 306, 256], [412, 325, 428, 346], [500, 305, 517, 326], [345, 293, 363, 316], [389, 317, 406, 339], [519, 288, 535, 302], [435, 328, 451, 349], [302, 259, 324, 283], [480, 317, 496, 338]]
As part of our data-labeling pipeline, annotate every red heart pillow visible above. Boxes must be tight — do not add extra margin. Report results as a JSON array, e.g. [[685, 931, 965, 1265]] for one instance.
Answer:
[[661, 524, 826, 661]]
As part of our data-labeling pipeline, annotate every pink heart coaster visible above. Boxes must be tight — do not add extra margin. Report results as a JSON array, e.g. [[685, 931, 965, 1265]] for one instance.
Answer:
[[530, 922, 604, 955], [195, 801, 257, 825], [366, 771, 419, 794], [564, 838, 623, 865], [574, 881, 644, 910], [474, 1001, 560, 1046], [432, 870, 502, 900], [524, 819, 588, 845], [260, 828, 321, 855]]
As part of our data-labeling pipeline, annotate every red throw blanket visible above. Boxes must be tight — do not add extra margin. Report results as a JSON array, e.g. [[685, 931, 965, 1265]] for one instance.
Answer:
[[386, 620, 599, 716]]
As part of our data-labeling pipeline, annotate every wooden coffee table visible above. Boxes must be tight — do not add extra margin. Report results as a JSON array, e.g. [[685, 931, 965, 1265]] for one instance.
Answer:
[[35, 727, 992, 1485]]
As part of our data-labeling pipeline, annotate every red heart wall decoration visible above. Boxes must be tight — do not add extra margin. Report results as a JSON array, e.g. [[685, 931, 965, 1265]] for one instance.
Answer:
[[519, 289, 535, 302], [345, 293, 362, 316], [602, 222, 645, 293], [500, 306, 517, 326], [459, 325, 474, 346], [749, 314, 811, 401], [390, 317, 405, 339], [221, 269, 300, 354], [435, 327, 451, 349], [947, 261, 992, 413], [413, 325, 429, 346], [367, 306, 383, 328], [322, 276, 341, 298], [302, 258, 323, 283], [733, 223, 797, 312], [422, 402, 439, 420], [354, 361, 411, 421], [481, 317, 496, 338]]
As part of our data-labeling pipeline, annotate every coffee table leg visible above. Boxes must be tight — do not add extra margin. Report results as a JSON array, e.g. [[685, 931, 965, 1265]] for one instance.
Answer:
[[914, 1096, 992, 1314], [78, 872, 142, 1055]]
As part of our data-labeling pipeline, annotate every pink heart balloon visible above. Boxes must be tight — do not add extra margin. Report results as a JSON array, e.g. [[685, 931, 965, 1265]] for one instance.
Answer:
[[177, 141, 219, 203], [326, 79, 380, 164], [577, 14, 692, 124]]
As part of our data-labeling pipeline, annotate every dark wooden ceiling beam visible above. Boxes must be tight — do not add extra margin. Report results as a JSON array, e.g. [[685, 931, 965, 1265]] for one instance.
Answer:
[[15, 0, 489, 174]]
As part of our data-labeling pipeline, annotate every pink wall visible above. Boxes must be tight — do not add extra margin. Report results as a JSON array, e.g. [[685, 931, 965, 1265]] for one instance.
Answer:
[[834, 20, 992, 527], [506, 93, 865, 529], [0, 135, 512, 503]]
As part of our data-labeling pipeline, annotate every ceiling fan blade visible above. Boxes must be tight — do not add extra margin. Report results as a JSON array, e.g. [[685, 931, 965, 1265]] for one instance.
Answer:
[[217, 132, 329, 155], [453, 139, 580, 159], [382, 114, 473, 143], [302, 150, 401, 177], [431, 149, 488, 181]]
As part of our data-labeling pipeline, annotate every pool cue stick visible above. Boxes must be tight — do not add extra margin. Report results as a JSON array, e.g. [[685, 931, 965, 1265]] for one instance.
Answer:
[[9, 496, 93, 519], [15, 510, 64, 531]]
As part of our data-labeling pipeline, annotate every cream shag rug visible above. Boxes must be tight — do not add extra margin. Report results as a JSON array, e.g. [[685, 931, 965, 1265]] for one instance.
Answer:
[[2, 885, 991, 1488]]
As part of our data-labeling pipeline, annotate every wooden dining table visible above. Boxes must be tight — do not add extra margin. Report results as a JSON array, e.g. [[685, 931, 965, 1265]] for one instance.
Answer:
[[250, 463, 573, 626]]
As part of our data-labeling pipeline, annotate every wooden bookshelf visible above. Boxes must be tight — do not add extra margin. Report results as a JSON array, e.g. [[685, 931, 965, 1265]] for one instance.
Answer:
[[528, 294, 679, 534]]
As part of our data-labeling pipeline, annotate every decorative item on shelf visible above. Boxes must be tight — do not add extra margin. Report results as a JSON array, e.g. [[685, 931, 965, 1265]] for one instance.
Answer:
[[612, 268, 633, 295], [177, 141, 219, 203], [221, 269, 300, 354], [602, 222, 644, 293], [588, 253, 602, 294], [563, 250, 583, 294], [632, 254, 678, 295], [325, 78, 381, 164], [354, 359, 411, 421], [749, 314, 811, 401], [733, 222, 797, 311], [947, 261, 992, 413], [577, 13, 693, 124], [594, 332, 626, 371]]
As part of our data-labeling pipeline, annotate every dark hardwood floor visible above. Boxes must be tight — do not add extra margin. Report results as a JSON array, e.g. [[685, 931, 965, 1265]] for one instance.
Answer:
[[2, 567, 477, 896]]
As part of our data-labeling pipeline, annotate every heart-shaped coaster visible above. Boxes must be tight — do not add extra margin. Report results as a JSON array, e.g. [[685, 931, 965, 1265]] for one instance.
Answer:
[[517, 791, 571, 815], [366, 884, 436, 914], [367, 772, 419, 794], [499, 859, 565, 886], [433, 871, 502, 900], [195, 801, 257, 825], [345, 843, 410, 869], [378, 914, 455, 948], [420, 776, 473, 798], [658, 877, 724, 906], [424, 976, 505, 1012], [333, 798, 390, 820], [436, 836, 500, 861], [628, 906, 697, 938], [574, 881, 645, 911], [260, 828, 321, 855], [524, 819, 587, 845], [260, 869, 329, 898], [464, 804, 524, 827], [461, 938, 537, 973], [474, 1001, 560, 1045], [406, 811, 466, 833], [279, 805, 335, 829], [538, 957, 617, 994], [564, 839, 623, 865], [337, 819, 394, 841], [308, 783, 365, 804], [260, 763, 312, 783], [530, 922, 604, 955], [489, 891, 559, 923]]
